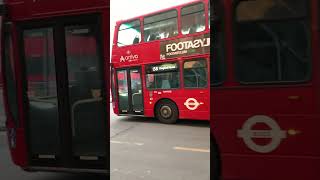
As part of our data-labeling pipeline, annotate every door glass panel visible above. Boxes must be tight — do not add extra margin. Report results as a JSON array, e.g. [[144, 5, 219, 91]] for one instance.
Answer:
[[117, 70, 129, 113], [24, 28, 60, 157], [65, 24, 106, 158], [130, 69, 143, 112]]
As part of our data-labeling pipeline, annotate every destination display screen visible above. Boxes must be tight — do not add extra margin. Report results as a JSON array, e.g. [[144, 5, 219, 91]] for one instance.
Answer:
[[146, 62, 179, 73]]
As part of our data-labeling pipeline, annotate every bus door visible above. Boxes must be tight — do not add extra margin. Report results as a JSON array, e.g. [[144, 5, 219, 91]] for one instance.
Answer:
[[21, 15, 107, 169], [182, 58, 210, 120], [116, 67, 144, 115]]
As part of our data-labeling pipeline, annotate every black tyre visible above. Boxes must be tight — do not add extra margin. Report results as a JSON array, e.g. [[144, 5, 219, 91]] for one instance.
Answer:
[[155, 99, 178, 124]]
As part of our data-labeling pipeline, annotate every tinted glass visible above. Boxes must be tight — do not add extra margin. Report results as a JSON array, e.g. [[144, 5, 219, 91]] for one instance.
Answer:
[[146, 62, 180, 89], [235, 1, 310, 83], [118, 20, 141, 47], [65, 24, 106, 157], [184, 59, 207, 88], [181, 3, 206, 35], [236, 0, 308, 21], [144, 10, 178, 42]]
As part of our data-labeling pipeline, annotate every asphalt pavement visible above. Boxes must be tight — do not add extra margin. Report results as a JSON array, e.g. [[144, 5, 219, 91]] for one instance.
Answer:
[[0, 102, 209, 180], [110, 109, 210, 180]]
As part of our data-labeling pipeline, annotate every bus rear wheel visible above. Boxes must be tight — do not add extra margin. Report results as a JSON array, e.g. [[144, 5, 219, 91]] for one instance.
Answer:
[[155, 100, 178, 124]]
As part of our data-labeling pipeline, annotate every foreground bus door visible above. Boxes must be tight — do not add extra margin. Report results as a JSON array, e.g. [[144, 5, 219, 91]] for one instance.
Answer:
[[116, 67, 144, 115], [20, 15, 106, 170]]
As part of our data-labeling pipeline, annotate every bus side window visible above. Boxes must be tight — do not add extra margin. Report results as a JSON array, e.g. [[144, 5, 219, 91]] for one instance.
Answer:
[[144, 10, 178, 42], [235, 0, 310, 83], [146, 62, 180, 90], [117, 20, 141, 47], [181, 2, 206, 35], [184, 59, 207, 88]]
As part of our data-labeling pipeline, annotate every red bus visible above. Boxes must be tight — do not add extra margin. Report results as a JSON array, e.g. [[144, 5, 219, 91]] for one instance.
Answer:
[[211, 0, 320, 179], [1, 0, 109, 173], [111, 0, 210, 124]]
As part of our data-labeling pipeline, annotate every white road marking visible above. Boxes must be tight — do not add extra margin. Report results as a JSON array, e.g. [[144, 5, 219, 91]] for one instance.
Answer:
[[173, 146, 210, 153], [111, 140, 144, 146], [111, 140, 209, 153]]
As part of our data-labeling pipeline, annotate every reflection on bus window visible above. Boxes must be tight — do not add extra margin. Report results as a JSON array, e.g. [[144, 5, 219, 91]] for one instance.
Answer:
[[236, 0, 307, 21], [181, 3, 205, 35], [146, 63, 180, 89], [144, 10, 178, 42], [184, 59, 207, 88], [117, 20, 141, 47], [24, 28, 57, 98], [117, 71, 128, 95], [65, 25, 101, 88], [235, 0, 310, 83]]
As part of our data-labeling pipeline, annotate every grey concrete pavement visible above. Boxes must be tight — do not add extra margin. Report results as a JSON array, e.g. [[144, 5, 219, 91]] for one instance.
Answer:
[[111, 109, 210, 180], [0, 97, 209, 180], [0, 132, 106, 180]]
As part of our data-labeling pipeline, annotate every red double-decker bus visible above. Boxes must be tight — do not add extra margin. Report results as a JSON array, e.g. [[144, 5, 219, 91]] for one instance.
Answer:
[[1, 0, 109, 173], [211, 0, 320, 179], [111, 0, 210, 124]]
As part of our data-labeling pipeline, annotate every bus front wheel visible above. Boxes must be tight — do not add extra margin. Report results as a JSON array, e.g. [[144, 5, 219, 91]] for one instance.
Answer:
[[155, 99, 178, 124]]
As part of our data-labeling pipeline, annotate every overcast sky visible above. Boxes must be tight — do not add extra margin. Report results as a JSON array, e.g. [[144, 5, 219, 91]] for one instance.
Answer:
[[110, 0, 195, 50]]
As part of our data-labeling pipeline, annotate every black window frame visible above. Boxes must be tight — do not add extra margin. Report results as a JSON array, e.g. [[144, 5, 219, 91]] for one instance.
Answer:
[[233, 0, 312, 85], [2, 23, 19, 126], [210, 0, 226, 87]]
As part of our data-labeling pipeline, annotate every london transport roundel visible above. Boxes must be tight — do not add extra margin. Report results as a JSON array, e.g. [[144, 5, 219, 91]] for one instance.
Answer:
[[184, 98, 204, 111], [237, 115, 287, 153]]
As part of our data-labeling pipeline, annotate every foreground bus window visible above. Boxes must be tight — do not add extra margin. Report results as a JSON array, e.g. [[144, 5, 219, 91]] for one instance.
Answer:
[[210, 0, 319, 179], [24, 28, 61, 160], [1, 1, 108, 174], [65, 24, 107, 160], [235, 0, 310, 83]]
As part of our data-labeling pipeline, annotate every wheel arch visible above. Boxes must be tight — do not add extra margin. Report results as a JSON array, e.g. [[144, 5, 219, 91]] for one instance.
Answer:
[[153, 98, 179, 119]]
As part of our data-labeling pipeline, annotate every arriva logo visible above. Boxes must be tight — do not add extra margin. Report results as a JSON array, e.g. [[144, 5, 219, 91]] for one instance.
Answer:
[[120, 50, 139, 62]]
